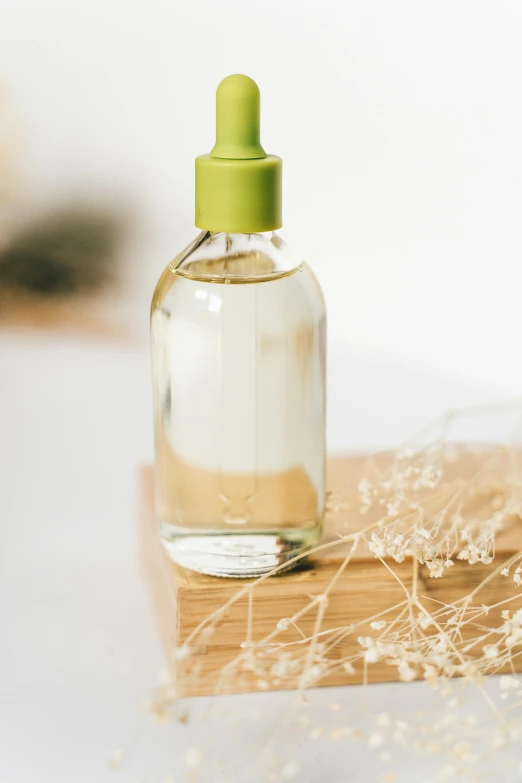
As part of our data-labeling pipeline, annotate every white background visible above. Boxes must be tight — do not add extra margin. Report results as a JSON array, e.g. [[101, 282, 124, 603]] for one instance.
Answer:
[[2, 1, 522, 781]]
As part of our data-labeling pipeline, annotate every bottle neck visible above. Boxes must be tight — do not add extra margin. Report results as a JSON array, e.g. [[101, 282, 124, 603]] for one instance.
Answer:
[[172, 230, 301, 283]]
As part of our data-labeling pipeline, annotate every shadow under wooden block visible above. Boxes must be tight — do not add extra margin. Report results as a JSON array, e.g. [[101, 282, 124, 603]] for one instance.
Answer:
[[141, 452, 522, 697]]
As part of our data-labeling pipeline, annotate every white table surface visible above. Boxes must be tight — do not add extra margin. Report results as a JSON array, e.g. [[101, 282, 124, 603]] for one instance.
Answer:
[[1, 329, 519, 783]]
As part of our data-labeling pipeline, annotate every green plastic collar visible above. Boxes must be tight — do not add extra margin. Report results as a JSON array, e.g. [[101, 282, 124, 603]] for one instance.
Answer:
[[195, 75, 282, 233]]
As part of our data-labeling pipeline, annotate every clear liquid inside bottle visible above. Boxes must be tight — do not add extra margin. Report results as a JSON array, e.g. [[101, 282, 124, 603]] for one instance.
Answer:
[[150, 231, 326, 576]]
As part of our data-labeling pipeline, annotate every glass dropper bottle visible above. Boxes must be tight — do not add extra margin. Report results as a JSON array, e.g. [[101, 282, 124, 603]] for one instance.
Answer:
[[150, 74, 326, 577]]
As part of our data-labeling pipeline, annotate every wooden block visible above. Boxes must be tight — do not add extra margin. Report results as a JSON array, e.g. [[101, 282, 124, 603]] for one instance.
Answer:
[[141, 451, 522, 697]]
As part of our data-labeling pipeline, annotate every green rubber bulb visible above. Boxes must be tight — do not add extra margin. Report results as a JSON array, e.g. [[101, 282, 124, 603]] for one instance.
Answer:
[[195, 74, 282, 234], [211, 74, 266, 160]]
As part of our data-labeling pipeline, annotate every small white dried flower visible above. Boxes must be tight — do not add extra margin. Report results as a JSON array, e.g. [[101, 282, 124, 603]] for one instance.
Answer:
[[330, 727, 353, 740], [398, 661, 416, 682], [107, 748, 124, 770], [491, 730, 508, 749], [271, 658, 291, 678], [427, 560, 445, 578], [358, 478, 372, 495], [157, 667, 172, 686], [483, 644, 500, 660], [301, 664, 325, 686], [281, 761, 299, 779], [423, 664, 438, 680], [144, 699, 174, 725], [370, 620, 387, 631], [185, 746, 202, 769], [500, 675, 519, 690], [393, 729, 407, 746], [441, 764, 456, 779], [452, 741, 473, 760], [368, 533, 386, 558], [506, 629, 522, 648], [365, 647, 382, 664], [386, 500, 401, 517], [277, 617, 291, 631], [368, 732, 384, 748], [173, 645, 190, 660]]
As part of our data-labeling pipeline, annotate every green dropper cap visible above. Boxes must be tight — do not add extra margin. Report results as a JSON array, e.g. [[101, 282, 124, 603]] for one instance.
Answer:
[[195, 75, 282, 233]]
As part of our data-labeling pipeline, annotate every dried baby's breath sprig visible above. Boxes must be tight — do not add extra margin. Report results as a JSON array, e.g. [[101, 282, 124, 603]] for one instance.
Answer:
[[148, 403, 522, 780]]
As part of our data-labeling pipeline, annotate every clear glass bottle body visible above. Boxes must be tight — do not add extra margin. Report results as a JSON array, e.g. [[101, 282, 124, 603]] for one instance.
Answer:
[[150, 231, 326, 576]]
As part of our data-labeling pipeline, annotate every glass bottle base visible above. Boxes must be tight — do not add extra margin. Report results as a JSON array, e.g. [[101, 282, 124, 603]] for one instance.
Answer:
[[159, 522, 321, 578]]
